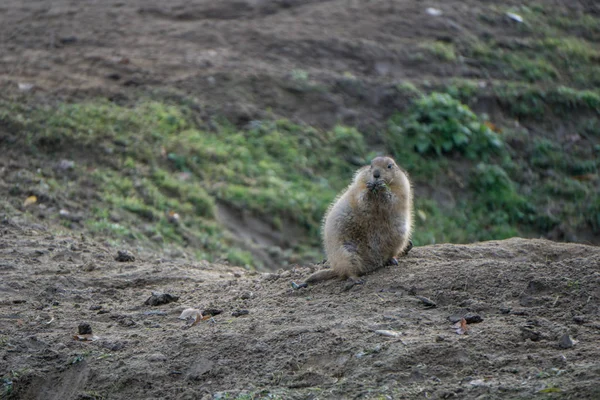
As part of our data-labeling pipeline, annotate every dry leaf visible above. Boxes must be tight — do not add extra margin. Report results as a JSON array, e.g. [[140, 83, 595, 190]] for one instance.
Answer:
[[484, 121, 501, 133], [454, 318, 469, 335], [178, 308, 203, 326], [572, 174, 597, 182], [23, 195, 37, 207]]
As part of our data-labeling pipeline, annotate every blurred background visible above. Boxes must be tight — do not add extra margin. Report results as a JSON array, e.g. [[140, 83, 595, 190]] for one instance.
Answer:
[[1, 0, 598, 270]]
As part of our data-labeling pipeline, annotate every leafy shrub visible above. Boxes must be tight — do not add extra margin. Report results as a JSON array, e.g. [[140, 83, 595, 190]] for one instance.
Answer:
[[388, 93, 502, 159]]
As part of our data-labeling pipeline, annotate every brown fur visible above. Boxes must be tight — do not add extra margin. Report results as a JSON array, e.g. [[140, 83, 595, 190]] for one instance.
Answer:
[[306, 156, 413, 284]]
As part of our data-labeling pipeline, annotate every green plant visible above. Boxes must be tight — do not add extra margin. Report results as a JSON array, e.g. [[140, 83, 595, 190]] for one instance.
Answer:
[[388, 93, 502, 159], [420, 41, 457, 62]]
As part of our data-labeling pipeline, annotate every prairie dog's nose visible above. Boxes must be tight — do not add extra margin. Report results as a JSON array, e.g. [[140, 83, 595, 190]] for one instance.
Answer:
[[373, 169, 381, 179]]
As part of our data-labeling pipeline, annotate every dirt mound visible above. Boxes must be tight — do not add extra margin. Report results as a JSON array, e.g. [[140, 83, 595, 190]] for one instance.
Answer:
[[2, 218, 599, 399]]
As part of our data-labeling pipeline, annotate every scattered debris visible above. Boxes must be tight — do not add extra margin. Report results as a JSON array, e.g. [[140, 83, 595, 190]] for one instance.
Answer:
[[23, 196, 37, 207], [291, 281, 308, 290], [179, 308, 203, 326], [232, 309, 249, 317], [454, 318, 468, 335], [144, 291, 179, 306], [374, 330, 401, 338], [506, 12, 523, 23], [115, 250, 135, 262], [426, 7, 442, 17], [558, 333, 575, 349], [415, 296, 437, 308]]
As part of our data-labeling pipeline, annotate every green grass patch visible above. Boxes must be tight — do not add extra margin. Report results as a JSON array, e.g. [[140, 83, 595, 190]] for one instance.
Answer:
[[419, 41, 457, 62]]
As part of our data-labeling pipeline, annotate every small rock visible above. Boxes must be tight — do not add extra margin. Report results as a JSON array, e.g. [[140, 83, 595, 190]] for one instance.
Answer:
[[506, 12, 524, 23], [148, 353, 168, 362], [448, 313, 483, 324], [415, 296, 437, 308], [375, 330, 401, 337], [89, 305, 102, 311], [558, 334, 575, 349], [18, 82, 34, 91], [78, 322, 93, 335], [262, 273, 279, 281], [240, 292, 253, 300], [291, 281, 308, 290], [426, 7, 442, 16], [144, 292, 179, 306], [232, 309, 249, 317], [521, 327, 541, 342], [81, 262, 96, 272], [202, 308, 223, 317], [572, 315, 586, 324], [115, 250, 135, 262], [59, 36, 78, 45], [59, 209, 83, 222]]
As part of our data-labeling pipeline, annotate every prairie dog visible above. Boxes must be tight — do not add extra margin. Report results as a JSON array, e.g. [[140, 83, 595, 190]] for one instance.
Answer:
[[306, 156, 413, 285]]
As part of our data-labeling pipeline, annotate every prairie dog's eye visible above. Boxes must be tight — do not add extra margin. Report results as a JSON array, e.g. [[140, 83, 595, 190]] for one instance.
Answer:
[[387, 163, 393, 169]]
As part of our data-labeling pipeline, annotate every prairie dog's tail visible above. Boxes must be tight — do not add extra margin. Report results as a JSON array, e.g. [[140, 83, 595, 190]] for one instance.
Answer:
[[305, 268, 338, 284]]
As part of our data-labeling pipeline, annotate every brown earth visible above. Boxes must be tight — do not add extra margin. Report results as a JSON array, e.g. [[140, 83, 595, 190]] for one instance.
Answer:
[[2, 217, 600, 399], [5, 0, 591, 130]]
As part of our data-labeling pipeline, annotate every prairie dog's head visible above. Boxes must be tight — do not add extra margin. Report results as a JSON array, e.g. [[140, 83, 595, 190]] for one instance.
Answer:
[[368, 156, 403, 187]]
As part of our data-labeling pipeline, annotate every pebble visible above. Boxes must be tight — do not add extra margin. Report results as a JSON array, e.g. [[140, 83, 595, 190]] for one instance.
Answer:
[[415, 296, 437, 308], [448, 313, 483, 324], [78, 322, 93, 335], [115, 250, 135, 262], [375, 330, 401, 338], [148, 353, 167, 362], [232, 309, 249, 317], [558, 334, 575, 349], [144, 292, 179, 306]]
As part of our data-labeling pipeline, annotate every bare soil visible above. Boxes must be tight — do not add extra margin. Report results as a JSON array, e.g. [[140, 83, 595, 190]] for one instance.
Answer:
[[1, 0, 563, 130], [2, 218, 600, 399]]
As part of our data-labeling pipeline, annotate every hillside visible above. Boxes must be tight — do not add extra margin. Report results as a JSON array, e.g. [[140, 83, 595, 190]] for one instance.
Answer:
[[1, 0, 599, 268], [1, 1, 600, 398]]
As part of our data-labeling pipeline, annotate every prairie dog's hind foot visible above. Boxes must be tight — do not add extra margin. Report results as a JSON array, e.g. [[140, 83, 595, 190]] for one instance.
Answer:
[[386, 257, 399, 266], [399, 240, 413, 256]]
